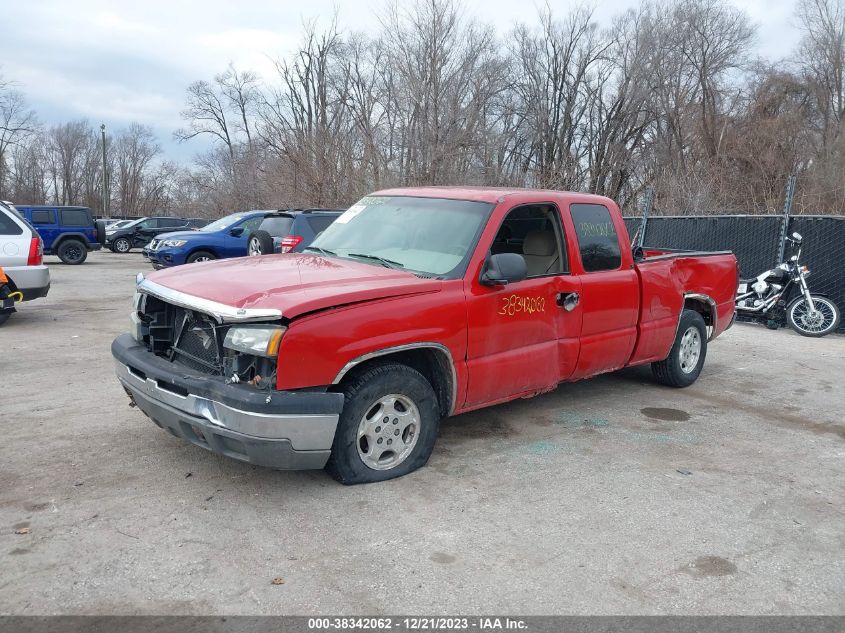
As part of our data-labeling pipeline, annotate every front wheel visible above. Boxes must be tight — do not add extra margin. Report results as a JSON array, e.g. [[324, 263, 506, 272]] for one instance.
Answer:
[[186, 250, 216, 264], [652, 310, 708, 388], [325, 363, 441, 484], [111, 237, 132, 253], [787, 296, 840, 337]]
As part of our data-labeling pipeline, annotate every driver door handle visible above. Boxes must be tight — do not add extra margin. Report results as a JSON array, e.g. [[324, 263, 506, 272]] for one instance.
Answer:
[[557, 292, 580, 311]]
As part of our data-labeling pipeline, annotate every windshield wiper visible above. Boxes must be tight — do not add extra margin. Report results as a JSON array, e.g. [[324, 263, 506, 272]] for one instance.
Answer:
[[347, 253, 405, 269], [302, 246, 337, 256]]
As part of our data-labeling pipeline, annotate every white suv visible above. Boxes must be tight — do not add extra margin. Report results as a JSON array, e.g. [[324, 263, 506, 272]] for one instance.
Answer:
[[1, 200, 50, 325]]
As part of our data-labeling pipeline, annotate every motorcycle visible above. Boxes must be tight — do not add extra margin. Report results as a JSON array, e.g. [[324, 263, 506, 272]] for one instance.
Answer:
[[736, 232, 840, 337]]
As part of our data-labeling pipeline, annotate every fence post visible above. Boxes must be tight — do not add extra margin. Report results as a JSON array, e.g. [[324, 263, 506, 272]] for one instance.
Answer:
[[777, 175, 797, 264], [638, 186, 654, 248]]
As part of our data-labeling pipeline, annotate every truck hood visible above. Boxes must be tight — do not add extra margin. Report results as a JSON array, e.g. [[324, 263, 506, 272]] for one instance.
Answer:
[[145, 254, 442, 319]]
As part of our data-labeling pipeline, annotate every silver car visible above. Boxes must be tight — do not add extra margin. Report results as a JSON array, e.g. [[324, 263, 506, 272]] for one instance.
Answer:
[[1, 200, 50, 325]]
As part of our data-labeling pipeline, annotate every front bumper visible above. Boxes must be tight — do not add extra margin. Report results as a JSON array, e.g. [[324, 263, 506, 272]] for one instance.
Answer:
[[112, 334, 344, 470], [4, 265, 50, 301]]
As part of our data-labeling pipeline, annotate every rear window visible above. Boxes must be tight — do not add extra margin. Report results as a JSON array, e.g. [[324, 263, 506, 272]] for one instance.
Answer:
[[60, 208, 91, 227], [570, 203, 622, 272], [305, 215, 336, 234], [31, 209, 55, 224], [0, 210, 24, 235], [259, 216, 294, 237]]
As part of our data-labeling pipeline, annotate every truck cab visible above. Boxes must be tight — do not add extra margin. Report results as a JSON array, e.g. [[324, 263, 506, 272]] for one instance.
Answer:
[[113, 188, 738, 484]]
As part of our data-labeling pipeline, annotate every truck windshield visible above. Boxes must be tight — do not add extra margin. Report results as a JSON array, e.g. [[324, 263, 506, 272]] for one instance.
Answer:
[[308, 196, 493, 277]]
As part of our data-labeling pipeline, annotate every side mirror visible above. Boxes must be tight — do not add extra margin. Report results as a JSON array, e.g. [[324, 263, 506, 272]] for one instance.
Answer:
[[229, 227, 244, 237], [480, 253, 527, 286]]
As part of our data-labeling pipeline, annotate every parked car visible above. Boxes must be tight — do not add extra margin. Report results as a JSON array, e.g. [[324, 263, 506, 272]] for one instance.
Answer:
[[113, 187, 739, 484], [247, 209, 344, 255], [15, 204, 103, 264], [106, 216, 203, 253], [105, 219, 136, 230], [0, 201, 49, 325], [144, 210, 296, 268]]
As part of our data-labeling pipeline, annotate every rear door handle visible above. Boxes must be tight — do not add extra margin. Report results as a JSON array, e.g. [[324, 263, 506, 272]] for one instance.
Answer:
[[557, 292, 580, 311]]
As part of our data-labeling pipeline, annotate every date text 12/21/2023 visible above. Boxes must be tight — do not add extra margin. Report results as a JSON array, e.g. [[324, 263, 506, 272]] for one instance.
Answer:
[[307, 617, 528, 630]]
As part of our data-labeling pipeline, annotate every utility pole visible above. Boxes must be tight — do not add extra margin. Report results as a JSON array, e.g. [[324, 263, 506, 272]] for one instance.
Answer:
[[100, 124, 109, 217], [777, 175, 797, 264]]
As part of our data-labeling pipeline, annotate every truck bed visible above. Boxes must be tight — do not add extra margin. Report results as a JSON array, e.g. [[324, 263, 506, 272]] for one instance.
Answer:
[[627, 248, 738, 366]]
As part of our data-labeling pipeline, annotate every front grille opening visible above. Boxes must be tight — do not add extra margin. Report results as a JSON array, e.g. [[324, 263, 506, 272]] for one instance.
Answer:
[[156, 379, 188, 397], [127, 365, 147, 381]]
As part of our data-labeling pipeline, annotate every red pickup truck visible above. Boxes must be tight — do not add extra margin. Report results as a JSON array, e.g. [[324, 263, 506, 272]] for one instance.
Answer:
[[113, 187, 738, 483]]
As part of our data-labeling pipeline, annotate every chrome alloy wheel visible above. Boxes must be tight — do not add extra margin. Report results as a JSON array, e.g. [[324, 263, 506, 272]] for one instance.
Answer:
[[791, 298, 837, 334], [678, 326, 701, 374], [356, 394, 420, 470], [192, 255, 211, 262], [248, 237, 261, 256]]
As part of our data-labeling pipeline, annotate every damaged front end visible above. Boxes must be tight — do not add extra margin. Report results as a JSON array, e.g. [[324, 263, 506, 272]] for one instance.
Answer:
[[112, 274, 343, 470], [130, 276, 284, 388]]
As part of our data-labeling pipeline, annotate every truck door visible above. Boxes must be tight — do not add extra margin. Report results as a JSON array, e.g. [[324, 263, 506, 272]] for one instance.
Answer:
[[464, 203, 582, 408], [565, 202, 639, 379]]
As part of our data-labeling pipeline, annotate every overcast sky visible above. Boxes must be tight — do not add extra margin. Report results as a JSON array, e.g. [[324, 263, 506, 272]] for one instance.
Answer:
[[0, 0, 801, 161]]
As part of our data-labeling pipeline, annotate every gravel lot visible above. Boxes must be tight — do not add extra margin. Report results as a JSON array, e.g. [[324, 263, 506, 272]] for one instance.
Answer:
[[1, 250, 843, 615]]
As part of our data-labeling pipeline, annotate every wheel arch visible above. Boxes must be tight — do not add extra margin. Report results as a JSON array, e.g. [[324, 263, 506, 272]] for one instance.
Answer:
[[332, 343, 457, 417], [683, 293, 717, 340], [186, 245, 220, 260], [53, 233, 90, 249]]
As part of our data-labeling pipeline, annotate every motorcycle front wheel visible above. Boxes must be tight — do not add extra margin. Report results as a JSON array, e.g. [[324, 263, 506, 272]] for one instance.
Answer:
[[787, 295, 841, 337]]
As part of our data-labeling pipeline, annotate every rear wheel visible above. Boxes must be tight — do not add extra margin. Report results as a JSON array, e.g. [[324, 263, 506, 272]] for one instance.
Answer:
[[57, 239, 88, 265], [325, 363, 441, 484], [248, 230, 275, 255], [186, 250, 216, 264], [787, 296, 840, 337], [652, 310, 708, 388]]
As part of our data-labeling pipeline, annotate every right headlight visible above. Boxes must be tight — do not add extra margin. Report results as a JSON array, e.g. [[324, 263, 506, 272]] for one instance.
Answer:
[[161, 239, 187, 248], [223, 325, 286, 358]]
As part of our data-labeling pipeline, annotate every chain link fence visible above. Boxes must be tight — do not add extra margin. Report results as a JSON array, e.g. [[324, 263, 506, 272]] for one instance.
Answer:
[[624, 213, 845, 333]]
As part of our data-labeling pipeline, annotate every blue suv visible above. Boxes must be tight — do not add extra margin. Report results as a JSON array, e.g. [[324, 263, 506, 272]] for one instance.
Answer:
[[15, 205, 103, 264], [144, 211, 268, 268]]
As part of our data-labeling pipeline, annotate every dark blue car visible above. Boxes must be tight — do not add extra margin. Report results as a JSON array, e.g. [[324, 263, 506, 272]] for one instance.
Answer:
[[144, 210, 267, 268], [15, 205, 103, 264]]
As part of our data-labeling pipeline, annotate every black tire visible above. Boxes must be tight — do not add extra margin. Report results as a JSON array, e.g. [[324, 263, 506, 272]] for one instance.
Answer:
[[325, 363, 441, 484], [57, 239, 88, 265], [0, 312, 11, 326], [94, 220, 107, 246], [111, 236, 132, 253], [787, 295, 841, 337], [248, 230, 275, 255], [651, 310, 708, 388], [186, 250, 216, 264]]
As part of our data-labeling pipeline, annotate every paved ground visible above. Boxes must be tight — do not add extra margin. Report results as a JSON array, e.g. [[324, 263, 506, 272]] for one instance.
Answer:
[[1, 250, 843, 615]]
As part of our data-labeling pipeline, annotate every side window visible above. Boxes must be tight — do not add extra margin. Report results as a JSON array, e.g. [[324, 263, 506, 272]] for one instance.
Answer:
[[495, 204, 566, 277], [570, 204, 622, 272], [239, 217, 263, 234], [31, 210, 55, 224], [0, 211, 24, 235], [162, 218, 185, 227], [60, 208, 90, 227], [306, 216, 336, 234], [137, 219, 155, 229]]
